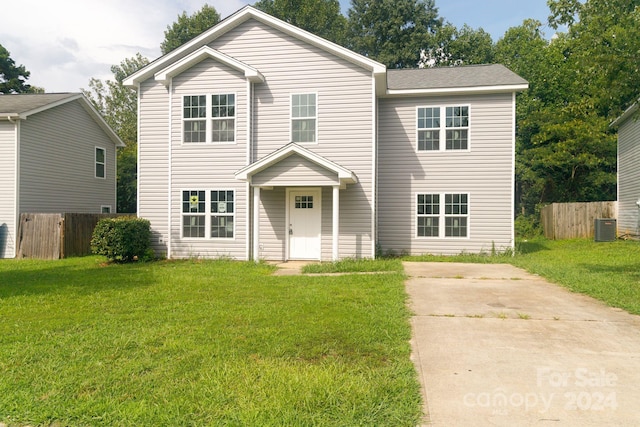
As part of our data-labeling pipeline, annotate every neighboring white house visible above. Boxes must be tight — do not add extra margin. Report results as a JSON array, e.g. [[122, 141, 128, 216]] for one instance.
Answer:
[[0, 93, 124, 258], [124, 6, 528, 261], [612, 100, 640, 238]]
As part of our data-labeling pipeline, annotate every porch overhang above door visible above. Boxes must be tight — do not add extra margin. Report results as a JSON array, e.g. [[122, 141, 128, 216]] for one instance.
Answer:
[[235, 143, 357, 189]]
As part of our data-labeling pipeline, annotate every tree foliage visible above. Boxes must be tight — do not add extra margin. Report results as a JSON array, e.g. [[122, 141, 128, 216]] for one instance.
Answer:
[[347, 0, 444, 68], [84, 54, 149, 213], [161, 4, 221, 55], [0, 44, 32, 93], [254, 0, 347, 45]]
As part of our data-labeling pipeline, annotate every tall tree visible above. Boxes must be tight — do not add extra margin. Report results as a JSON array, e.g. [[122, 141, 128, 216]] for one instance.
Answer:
[[254, 0, 347, 45], [0, 44, 32, 93], [347, 0, 444, 68], [161, 4, 221, 55], [84, 54, 149, 213]]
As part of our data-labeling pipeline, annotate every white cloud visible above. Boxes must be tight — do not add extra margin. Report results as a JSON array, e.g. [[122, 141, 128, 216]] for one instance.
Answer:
[[0, 0, 251, 92]]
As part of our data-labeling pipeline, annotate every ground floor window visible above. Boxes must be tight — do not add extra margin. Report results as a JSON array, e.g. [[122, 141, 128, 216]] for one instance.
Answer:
[[182, 190, 235, 239], [417, 193, 469, 238]]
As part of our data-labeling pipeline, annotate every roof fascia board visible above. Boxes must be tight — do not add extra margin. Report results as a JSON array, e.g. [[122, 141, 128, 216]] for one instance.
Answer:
[[235, 143, 357, 184], [154, 46, 265, 85], [611, 101, 639, 127], [124, 6, 385, 87], [384, 84, 529, 97], [76, 95, 126, 147]]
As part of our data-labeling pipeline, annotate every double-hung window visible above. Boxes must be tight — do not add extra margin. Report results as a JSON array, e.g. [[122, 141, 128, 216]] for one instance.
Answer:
[[210, 190, 234, 238], [182, 190, 235, 239], [417, 105, 469, 151], [183, 94, 235, 143], [417, 107, 440, 151], [95, 147, 106, 178], [182, 190, 206, 238], [445, 106, 469, 150], [291, 93, 316, 143], [211, 94, 235, 142], [417, 193, 469, 238]]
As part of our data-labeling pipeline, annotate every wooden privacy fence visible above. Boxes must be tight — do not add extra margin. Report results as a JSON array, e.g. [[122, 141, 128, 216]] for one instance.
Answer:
[[17, 213, 127, 259], [541, 201, 617, 240]]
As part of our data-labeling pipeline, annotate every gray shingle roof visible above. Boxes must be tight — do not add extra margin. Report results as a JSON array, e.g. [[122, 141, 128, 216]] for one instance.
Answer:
[[0, 93, 79, 115], [387, 64, 527, 91]]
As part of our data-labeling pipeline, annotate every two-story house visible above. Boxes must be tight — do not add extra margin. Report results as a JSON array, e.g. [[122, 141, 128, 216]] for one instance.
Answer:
[[124, 6, 527, 261]]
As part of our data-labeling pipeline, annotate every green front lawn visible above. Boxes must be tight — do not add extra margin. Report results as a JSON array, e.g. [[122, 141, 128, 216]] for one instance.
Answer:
[[0, 258, 422, 426]]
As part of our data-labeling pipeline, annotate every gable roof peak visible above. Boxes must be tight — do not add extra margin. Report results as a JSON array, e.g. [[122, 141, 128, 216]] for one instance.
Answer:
[[124, 5, 385, 88]]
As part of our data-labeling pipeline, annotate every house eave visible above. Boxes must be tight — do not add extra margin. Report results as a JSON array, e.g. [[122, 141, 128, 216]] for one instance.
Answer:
[[611, 101, 639, 128], [235, 143, 357, 188], [384, 83, 529, 97], [153, 46, 265, 86]]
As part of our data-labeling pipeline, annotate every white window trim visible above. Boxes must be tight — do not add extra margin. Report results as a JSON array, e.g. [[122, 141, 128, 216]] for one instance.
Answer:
[[290, 92, 318, 144], [415, 192, 471, 239], [95, 146, 106, 179], [416, 104, 471, 153], [181, 93, 237, 145], [180, 189, 236, 240], [101, 205, 112, 214]]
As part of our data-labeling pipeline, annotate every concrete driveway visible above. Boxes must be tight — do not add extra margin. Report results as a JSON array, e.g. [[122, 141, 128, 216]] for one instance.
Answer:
[[404, 262, 640, 426]]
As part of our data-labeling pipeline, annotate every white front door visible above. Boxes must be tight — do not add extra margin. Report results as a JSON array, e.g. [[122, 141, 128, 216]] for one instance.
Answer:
[[289, 189, 321, 260]]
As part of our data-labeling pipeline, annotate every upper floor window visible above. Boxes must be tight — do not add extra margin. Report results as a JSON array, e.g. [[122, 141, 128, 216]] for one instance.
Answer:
[[445, 106, 469, 150], [183, 94, 235, 143], [95, 147, 105, 178], [417, 105, 469, 151], [211, 94, 235, 142], [291, 93, 316, 143]]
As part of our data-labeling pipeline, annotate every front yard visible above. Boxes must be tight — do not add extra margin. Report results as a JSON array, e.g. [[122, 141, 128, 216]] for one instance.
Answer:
[[2, 238, 639, 426], [0, 258, 421, 426]]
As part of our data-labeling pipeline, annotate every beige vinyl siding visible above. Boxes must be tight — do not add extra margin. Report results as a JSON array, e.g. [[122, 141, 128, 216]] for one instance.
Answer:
[[258, 187, 286, 260], [169, 58, 248, 258], [0, 122, 17, 258], [378, 93, 515, 255], [252, 154, 339, 187], [210, 20, 375, 259], [617, 118, 640, 235], [18, 100, 116, 214], [138, 81, 171, 255]]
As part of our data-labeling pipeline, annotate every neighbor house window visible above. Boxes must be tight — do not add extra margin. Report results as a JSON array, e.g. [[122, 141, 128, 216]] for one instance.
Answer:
[[95, 147, 105, 178], [417, 105, 469, 151], [210, 190, 234, 238], [101, 206, 112, 214], [182, 190, 206, 238], [291, 93, 316, 143], [417, 193, 469, 238], [211, 94, 235, 142]]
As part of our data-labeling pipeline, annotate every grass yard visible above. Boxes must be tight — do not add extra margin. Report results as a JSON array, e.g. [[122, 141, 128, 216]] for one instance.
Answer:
[[407, 238, 640, 315], [0, 258, 422, 426]]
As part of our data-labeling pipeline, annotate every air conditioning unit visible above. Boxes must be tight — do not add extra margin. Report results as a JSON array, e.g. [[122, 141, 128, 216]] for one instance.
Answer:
[[594, 218, 616, 242]]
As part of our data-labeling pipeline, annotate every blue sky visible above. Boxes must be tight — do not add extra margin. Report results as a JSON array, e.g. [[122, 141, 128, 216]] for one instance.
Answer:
[[1, 0, 556, 93]]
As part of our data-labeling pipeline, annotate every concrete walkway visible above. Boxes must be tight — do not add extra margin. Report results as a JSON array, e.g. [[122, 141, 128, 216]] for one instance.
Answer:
[[404, 262, 640, 426]]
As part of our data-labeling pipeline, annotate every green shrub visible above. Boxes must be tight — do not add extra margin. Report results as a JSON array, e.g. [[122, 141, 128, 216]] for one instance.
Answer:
[[91, 216, 151, 262], [514, 214, 542, 238]]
